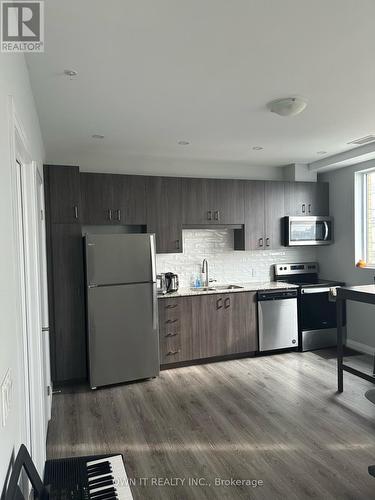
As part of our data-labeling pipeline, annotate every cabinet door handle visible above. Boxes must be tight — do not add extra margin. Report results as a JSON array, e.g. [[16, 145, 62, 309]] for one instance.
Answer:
[[259, 237, 264, 247], [176, 239, 180, 250], [224, 297, 230, 309], [117, 209, 121, 221], [74, 205, 79, 219], [167, 349, 180, 356], [207, 210, 212, 221], [166, 319, 178, 324], [302, 204, 306, 213], [108, 209, 113, 221], [266, 237, 270, 247], [166, 304, 178, 309], [165, 332, 178, 338], [308, 204, 311, 214], [214, 210, 220, 221], [216, 298, 223, 310]]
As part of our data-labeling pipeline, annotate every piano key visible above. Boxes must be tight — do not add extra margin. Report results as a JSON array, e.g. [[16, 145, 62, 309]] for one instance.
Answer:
[[91, 492, 118, 500], [93, 496, 117, 500], [86, 455, 133, 500], [89, 479, 115, 491], [90, 488, 117, 498], [88, 464, 112, 474], [89, 475, 114, 485], [90, 486, 117, 499], [88, 471, 112, 480]]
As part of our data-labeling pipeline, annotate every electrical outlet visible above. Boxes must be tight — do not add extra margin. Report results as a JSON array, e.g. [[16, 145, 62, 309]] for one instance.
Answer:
[[1, 369, 12, 427]]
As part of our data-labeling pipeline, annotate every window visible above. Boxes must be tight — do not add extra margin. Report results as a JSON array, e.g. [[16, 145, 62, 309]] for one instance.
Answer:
[[356, 168, 375, 267]]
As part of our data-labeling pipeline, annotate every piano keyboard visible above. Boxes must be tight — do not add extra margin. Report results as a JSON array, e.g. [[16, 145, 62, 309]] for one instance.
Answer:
[[44, 453, 133, 500], [86, 456, 133, 500]]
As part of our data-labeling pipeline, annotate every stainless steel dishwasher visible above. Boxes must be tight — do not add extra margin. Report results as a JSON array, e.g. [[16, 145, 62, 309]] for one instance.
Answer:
[[257, 289, 299, 352]]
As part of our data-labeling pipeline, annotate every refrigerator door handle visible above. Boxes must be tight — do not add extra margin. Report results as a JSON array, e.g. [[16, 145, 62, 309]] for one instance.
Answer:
[[152, 284, 158, 331], [150, 234, 157, 283], [150, 234, 158, 331]]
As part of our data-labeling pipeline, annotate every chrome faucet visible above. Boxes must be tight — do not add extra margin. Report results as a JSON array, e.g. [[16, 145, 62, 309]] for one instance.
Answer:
[[202, 259, 209, 287]]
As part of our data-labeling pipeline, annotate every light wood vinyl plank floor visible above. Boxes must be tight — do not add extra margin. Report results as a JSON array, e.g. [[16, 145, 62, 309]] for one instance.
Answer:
[[47, 351, 375, 499]]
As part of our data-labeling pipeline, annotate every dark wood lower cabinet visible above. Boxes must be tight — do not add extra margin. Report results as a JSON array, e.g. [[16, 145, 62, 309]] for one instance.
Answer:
[[50, 224, 86, 382], [159, 292, 258, 366], [158, 297, 195, 364]]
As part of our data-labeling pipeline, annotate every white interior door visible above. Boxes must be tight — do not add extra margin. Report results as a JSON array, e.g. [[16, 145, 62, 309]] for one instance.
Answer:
[[15, 157, 48, 473]]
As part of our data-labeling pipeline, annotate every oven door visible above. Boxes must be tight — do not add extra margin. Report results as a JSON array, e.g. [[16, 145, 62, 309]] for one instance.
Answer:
[[299, 287, 345, 351], [285, 216, 333, 246]]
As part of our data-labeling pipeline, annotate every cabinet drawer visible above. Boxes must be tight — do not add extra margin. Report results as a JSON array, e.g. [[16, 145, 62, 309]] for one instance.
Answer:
[[158, 297, 194, 364], [159, 333, 183, 364]]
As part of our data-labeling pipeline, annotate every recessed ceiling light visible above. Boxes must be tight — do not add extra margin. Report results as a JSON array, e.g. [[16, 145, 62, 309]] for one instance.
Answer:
[[64, 69, 78, 77], [252, 146, 264, 151], [92, 134, 105, 139], [177, 140, 190, 145], [317, 151, 327, 155], [267, 97, 307, 117]]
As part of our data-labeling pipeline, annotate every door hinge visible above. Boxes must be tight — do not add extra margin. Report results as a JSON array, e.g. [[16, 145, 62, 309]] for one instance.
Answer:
[[40, 209, 44, 221], [47, 385, 51, 396]]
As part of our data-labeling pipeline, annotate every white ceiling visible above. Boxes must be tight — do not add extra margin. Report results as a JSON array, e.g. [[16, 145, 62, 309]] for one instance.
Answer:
[[26, 0, 375, 174]]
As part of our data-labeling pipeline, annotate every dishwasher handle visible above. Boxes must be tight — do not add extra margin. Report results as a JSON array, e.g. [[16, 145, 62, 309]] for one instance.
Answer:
[[257, 289, 298, 301]]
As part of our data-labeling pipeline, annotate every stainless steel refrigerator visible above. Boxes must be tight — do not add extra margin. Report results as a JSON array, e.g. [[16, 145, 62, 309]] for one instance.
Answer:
[[85, 233, 159, 389]]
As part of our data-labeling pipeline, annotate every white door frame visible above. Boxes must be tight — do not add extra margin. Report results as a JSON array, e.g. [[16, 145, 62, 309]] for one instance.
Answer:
[[8, 96, 48, 474], [36, 168, 52, 422]]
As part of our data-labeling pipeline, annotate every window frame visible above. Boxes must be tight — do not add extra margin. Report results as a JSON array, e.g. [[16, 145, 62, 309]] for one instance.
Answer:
[[355, 167, 375, 268]]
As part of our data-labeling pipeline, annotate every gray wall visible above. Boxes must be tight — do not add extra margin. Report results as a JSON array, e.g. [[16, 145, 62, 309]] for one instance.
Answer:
[[319, 162, 375, 351]]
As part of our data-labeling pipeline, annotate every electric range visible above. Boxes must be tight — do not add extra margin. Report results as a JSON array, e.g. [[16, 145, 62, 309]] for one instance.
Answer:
[[274, 262, 346, 351]]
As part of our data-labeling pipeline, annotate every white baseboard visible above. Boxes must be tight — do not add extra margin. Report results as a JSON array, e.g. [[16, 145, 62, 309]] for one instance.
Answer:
[[346, 338, 375, 355]]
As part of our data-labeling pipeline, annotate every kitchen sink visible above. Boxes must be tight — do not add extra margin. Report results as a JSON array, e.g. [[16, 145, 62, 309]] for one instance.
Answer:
[[190, 286, 216, 291], [191, 284, 244, 292], [214, 284, 244, 290]]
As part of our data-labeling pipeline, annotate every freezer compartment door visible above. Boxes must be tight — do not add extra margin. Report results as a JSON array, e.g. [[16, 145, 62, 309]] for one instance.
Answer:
[[258, 298, 298, 351], [85, 233, 156, 286], [87, 283, 159, 388]]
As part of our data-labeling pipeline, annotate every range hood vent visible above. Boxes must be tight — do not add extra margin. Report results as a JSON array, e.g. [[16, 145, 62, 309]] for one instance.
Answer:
[[347, 135, 375, 146]]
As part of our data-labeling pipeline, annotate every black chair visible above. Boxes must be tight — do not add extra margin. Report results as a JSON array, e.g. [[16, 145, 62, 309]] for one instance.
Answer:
[[5, 445, 48, 500], [365, 390, 375, 479]]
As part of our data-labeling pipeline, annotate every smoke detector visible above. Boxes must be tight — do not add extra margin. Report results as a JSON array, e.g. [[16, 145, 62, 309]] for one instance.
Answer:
[[268, 97, 307, 117]]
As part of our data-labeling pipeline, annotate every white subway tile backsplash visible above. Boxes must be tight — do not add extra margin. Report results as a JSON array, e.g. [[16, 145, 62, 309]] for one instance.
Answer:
[[156, 229, 317, 288]]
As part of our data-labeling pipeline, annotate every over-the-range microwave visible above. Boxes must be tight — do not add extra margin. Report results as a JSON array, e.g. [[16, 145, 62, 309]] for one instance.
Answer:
[[284, 216, 333, 246]]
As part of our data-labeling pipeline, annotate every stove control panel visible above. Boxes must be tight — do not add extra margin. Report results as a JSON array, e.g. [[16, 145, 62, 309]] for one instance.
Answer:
[[274, 262, 319, 276]]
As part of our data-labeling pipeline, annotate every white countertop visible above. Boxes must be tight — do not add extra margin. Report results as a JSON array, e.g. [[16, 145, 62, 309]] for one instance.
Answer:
[[158, 281, 297, 299]]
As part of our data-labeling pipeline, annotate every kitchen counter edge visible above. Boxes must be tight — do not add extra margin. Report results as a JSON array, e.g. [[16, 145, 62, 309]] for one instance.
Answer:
[[157, 281, 298, 299]]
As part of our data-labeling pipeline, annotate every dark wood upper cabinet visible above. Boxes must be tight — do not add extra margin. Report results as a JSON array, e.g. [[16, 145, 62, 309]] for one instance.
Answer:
[[113, 174, 146, 224], [243, 180, 284, 250], [80, 173, 146, 225], [182, 178, 244, 225], [46, 165, 81, 224], [243, 181, 266, 250], [285, 182, 329, 216], [50, 224, 86, 382], [80, 173, 114, 224], [146, 177, 183, 253], [264, 181, 285, 249]]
